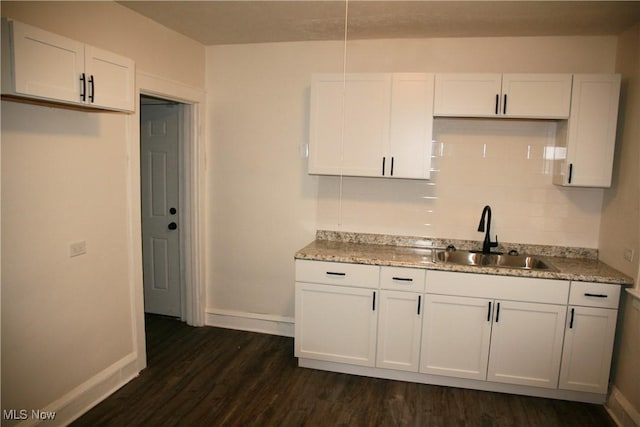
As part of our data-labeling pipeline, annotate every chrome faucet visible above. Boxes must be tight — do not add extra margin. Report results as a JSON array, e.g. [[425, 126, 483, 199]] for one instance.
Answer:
[[478, 205, 498, 254]]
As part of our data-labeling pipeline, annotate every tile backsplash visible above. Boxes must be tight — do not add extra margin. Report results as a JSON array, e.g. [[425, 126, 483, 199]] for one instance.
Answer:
[[316, 118, 604, 248]]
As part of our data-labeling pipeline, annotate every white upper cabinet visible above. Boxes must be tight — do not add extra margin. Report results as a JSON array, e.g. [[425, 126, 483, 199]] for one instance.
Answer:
[[433, 73, 502, 117], [308, 73, 434, 180], [553, 74, 621, 188], [434, 73, 572, 119], [2, 18, 135, 112], [84, 45, 135, 112], [388, 73, 434, 179], [2, 19, 84, 104], [501, 74, 572, 118], [309, 73, 391, 177]]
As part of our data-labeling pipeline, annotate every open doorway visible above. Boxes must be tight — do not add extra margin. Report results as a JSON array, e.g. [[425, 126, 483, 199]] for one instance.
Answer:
[[140, 95, 183, 317], [138, 91, 204, 327]]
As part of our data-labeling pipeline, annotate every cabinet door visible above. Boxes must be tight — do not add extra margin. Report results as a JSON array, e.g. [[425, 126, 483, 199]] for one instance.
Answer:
[[85, 45, 135, 112], [553, 74, 621, 187], [433, 73, 502, 117], [501, 74, 572, 118], [6, 19, 84, 104], [487, 301, 566, 389], [294, 282, 378, 367], [377, 290, 423, 372], [420, 294, 493, 380], [388, 73, 434, 179], [559, 306, 617, 394], [308, 74, 391, 177]]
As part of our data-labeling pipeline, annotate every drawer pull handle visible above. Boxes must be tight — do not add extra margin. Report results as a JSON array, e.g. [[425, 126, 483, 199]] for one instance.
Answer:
[[584, 293, 608, 298], [392, 277, 413, 282], [326, 272, 346, 276], [80, 73, 86, 101]]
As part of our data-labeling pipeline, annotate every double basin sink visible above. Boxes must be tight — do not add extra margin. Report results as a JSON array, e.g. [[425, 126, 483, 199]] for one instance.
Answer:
[[435, 250, 557, 271]]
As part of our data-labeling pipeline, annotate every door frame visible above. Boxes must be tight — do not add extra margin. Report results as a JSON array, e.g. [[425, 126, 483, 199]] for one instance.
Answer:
[[128, 71, 206, 369]]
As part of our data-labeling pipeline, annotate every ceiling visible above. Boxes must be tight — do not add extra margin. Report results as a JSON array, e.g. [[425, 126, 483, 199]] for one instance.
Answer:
[[117, 1, 640, 45]]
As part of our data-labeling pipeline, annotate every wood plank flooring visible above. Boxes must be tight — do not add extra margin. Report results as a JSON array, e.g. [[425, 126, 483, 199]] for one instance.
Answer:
[[72, 314, 616, 426]]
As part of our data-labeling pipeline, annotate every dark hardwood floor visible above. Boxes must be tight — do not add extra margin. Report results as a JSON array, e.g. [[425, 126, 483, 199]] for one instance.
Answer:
[[72, 314, 616, 426]]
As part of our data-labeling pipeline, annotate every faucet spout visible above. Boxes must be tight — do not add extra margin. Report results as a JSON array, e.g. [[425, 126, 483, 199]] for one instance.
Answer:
[[478, 205, 498, 254]]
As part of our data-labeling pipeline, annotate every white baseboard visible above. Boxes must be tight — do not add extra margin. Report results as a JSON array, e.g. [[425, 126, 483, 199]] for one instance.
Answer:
[[205, 308, 294, 337], [15, 353, 142, 427], [607, 386, 640, 427]]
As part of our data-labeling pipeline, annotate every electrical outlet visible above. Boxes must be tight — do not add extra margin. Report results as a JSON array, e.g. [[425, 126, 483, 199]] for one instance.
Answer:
[[70, 241, 87, 257], [623, 247, 634, 263]]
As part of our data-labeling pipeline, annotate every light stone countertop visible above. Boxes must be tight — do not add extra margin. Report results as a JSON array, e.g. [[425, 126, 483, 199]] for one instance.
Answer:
[[295, 231, 634, 286]]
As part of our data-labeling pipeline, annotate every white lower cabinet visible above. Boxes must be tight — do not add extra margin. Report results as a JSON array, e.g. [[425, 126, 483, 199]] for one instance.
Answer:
[[420, 294, 492, 380], [421, 295, 566, 389], [486, 300, 566, 389], [376, 290, 423, 372], [294, 261, 621, 403], [295, 282, 378, 367], [558, 281, 620, 394]]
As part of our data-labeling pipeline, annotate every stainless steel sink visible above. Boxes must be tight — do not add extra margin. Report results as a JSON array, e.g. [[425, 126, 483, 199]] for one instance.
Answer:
[[436, 251, 556, 271]]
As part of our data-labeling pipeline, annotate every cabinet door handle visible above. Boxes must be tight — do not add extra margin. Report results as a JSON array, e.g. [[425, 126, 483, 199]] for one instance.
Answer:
[[495, 94, 499, 115], [584, 293, 608, 298], [392, 277, 413, 282], [326, 271, 346, 276], [88, 75, 95, 103], [568, 163, 573, 184], [80, 73, 86, 102], [390, 157, 394, 176], [417, 295, 422, 315], [382, 157, 386, 176], [503, 94, 507, 115], [569, 308, 575, 329], [487, 301, 492, 322], [495, 302, 501, 323], [372, 291, 376, 311]]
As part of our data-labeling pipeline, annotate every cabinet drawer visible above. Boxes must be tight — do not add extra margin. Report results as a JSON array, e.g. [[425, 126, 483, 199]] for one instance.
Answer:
[[295, 260, 379, 288], [569, 282, 620, 309], [380, 266, 426, 292]]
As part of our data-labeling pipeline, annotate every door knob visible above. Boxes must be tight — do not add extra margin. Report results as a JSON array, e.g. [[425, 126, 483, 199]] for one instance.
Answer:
[[168, 222, 178, 230], [170, 207, 177, 215]]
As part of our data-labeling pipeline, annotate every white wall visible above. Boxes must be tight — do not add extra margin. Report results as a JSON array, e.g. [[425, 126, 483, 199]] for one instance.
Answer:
[[602, 23, 640, 425], [1, 1, 205, 424], [205, 35, 617, 324], [1, 101, 134, 417]]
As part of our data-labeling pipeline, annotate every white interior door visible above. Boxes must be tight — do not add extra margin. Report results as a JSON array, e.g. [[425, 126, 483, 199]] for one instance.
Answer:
[[141, 100, 181, 317]]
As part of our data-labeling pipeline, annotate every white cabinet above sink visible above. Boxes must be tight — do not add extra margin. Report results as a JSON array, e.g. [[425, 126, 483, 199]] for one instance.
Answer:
[[433, 73, 572, 119]]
